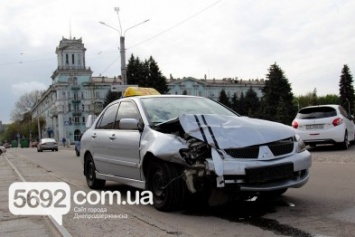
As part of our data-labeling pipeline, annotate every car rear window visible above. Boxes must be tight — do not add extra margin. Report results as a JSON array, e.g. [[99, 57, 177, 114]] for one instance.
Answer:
[[296, 107, 337, 119]]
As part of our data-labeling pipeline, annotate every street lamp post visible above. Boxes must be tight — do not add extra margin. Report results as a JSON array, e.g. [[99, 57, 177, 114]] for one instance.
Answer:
[[37, 110, 41, 140], [100, 8, 149, 85]]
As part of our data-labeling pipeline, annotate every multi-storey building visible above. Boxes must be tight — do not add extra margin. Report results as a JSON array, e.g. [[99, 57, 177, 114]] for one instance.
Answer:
[[32, 37, 121, 144], [167, 77, 265, 100]]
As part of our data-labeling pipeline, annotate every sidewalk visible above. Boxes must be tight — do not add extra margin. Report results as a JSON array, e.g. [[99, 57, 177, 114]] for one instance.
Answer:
[[0, 152, 60, 237]]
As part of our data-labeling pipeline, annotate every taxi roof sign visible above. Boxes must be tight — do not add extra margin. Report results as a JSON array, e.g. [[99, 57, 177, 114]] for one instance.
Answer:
[[123, 87, 161, 97]]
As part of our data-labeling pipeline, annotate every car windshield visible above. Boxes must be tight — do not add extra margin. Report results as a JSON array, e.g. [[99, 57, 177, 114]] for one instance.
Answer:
[[140, 97, 237, 125], [296, 107, 337, 119]]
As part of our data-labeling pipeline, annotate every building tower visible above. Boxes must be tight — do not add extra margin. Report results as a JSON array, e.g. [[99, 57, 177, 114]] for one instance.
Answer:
[[50, 37, 93, 143]]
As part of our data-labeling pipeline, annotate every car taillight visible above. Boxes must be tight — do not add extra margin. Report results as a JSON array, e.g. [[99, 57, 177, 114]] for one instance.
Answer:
[[332, 117, 343, 126], [292, 121, 298, 129]]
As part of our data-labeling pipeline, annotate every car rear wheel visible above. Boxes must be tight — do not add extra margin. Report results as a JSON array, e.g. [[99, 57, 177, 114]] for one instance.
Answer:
[[147, 160, 186, 211], [84, 154, 106, 189], [338, 131, 349, 150]]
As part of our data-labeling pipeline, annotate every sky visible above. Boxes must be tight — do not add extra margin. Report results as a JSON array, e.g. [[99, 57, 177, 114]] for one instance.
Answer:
[[1, 0, 355, 124]]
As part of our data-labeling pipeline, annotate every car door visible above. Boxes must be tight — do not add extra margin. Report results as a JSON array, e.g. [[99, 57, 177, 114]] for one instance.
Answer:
[[105, 100, 142, 180], [90, 103, 119, 173], [339, 106, 355, 141]]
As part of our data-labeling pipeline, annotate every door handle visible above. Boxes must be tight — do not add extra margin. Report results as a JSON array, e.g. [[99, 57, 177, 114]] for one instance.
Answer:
[[109, 134, 116, 140], [91, 133, 97, 139]]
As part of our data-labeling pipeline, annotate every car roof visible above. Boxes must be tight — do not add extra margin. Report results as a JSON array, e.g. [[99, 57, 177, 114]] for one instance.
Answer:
[[109, 94, 204, 105], [298, 104, 339, 111]]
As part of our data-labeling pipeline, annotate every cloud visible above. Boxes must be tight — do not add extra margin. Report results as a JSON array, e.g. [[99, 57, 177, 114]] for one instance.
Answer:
[[11, 81, 47, 96]]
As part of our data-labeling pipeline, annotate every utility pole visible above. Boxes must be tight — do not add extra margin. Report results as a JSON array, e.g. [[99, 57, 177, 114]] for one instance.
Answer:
[[99, 8, 149, 85]]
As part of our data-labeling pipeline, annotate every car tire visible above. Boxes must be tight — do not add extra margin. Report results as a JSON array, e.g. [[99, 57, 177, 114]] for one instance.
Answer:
[[84, 154, 106, 189], [338, 131, 349, 150], [147, 160, 186, 211]]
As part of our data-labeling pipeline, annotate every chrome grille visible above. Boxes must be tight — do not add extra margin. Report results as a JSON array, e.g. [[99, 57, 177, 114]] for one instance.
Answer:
[[224, 137, 294, 159], [267, 138, 294, 156], [225, 146, 259, 158]]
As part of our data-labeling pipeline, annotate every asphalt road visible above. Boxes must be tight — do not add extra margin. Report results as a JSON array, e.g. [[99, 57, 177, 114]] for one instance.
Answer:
[[3, 145, 355, 237]]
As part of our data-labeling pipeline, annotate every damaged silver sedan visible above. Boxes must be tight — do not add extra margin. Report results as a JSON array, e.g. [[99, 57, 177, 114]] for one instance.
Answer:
[[81, 93, 311, 211]]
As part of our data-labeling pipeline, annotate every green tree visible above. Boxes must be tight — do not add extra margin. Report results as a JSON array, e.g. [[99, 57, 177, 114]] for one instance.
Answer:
[[146, 56, 169, 94], [2, 116, 45, 143], [103, 90, 121, 108], [244, 87, 260, 117], [317, 94, 339, 105], [231, 93, 238, 112], [339, 64, 355, 115], [11, 90, 44, 122], [127, 54, 168, 94], [218, 89, 231, 108], [261, 63, 296, 124], [236, 92, 246, 115], [296, 92, 340, 110]]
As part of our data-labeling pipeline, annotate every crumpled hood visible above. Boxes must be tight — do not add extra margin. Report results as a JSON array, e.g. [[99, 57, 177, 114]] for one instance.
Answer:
[[178, 114, 295, 149]]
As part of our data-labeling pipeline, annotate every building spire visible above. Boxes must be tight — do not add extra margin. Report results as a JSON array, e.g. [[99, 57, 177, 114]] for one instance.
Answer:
[[69, 19, 72, 39]]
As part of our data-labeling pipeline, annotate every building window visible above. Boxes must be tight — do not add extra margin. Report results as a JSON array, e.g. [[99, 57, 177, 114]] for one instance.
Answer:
[[69, 117, 72, 124], [95, 91, 100, 99], [65, 54, 69, 64], [82, 116, 85, 123], [68, 104, 71, 112], [73, 77, 78, 85], [82, 104, 84, 111], [74, 129, 81, 141], [72, 54, 75, 64], [74, 116, 80, 124], [77, 54, 81, 66], [81, 91, 84, 99]]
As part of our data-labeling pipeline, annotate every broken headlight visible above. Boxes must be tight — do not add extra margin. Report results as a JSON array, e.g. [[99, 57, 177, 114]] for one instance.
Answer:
[[180, 137, 210, 165]]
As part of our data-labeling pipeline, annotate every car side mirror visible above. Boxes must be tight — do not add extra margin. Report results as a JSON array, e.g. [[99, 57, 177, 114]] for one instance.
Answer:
[[119, 118, 143, 131]]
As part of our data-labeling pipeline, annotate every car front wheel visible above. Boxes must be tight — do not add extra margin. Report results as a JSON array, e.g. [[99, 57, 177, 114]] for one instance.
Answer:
[[84, 154, 106, 189], [147, 160, 186, 211]]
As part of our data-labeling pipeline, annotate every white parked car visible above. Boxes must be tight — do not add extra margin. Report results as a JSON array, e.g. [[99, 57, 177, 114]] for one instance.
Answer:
[[292, 104, 355, 149]]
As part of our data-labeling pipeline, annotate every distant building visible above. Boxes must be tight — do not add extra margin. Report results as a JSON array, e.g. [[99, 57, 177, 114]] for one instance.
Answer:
[[31, 37, 121, 143], [167, 77, 265, 100]]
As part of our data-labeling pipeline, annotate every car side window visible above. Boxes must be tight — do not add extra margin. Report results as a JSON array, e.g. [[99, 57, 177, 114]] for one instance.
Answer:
[[114, 101, 141, 129], [96, 103, 119, 129]]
